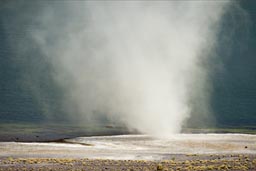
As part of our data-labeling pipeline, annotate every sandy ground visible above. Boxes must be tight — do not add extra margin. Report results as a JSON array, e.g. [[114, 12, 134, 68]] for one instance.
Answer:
[[0, 154, 256, 171], [1, 134, 256, 170]]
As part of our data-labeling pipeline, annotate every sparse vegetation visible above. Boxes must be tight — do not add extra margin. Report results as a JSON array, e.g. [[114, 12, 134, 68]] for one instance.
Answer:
[[1, 154, 256, 171]]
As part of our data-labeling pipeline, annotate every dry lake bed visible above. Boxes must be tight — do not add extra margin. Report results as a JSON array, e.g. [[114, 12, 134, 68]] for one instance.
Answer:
[[0, 134, 256, 170]]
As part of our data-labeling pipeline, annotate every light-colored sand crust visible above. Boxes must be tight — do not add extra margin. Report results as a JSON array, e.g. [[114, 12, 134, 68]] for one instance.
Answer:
[[1, 134, 256, 170]]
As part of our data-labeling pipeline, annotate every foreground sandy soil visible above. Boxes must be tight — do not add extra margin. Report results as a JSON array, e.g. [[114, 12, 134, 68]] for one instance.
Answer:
[[1, 134, 256, 170], [0, 154, 256, 171]]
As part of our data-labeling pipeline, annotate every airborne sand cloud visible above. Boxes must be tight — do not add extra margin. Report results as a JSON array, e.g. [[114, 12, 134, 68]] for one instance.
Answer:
[[29, 1, 231, 137]]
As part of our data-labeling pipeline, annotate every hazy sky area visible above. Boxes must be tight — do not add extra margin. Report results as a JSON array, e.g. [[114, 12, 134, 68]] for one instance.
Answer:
[[0, 1, 256, 136]]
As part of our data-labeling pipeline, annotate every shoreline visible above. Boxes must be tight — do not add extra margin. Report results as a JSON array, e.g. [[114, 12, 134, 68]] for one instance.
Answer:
[[1, 122, 256, 142]]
